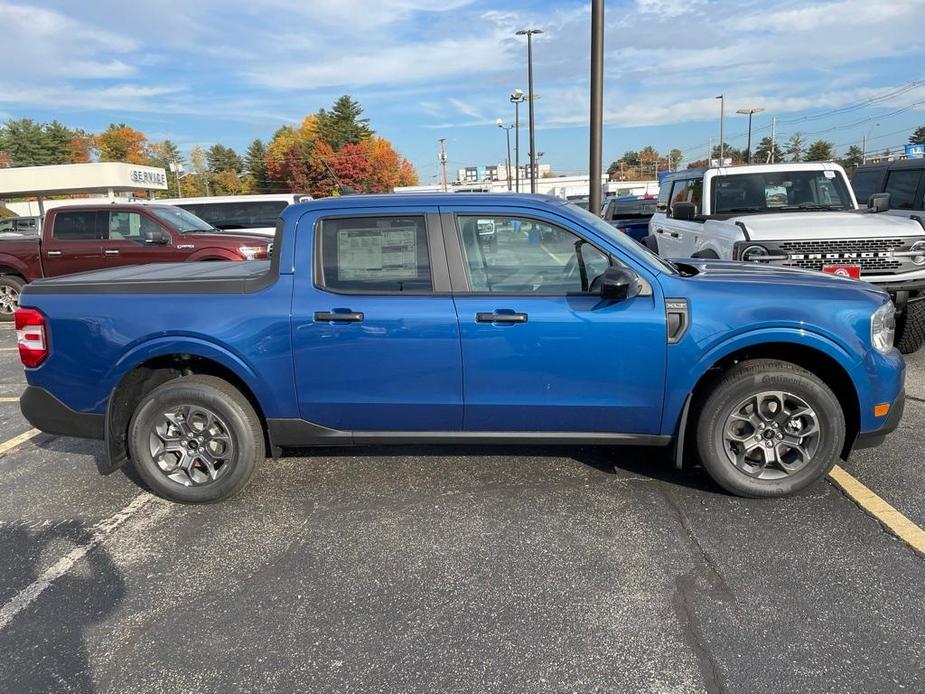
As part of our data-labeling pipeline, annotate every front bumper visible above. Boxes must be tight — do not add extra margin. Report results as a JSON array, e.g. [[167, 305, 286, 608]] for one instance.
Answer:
[[20, 386, 105, 440], [854, 388, 905, 450]]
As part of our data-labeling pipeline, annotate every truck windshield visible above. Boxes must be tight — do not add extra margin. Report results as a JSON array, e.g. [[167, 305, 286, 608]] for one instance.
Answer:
[[565, 203, 678, 275], [712, 171, 854, 214], [149, 207, 217, 233]]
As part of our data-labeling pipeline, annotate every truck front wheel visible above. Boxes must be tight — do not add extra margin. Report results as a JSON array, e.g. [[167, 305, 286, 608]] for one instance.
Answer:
[[894, 299, 925, 354], [127, 375, 264, 503], [0, 275, 25, 322], [695, 359, 844, 498]]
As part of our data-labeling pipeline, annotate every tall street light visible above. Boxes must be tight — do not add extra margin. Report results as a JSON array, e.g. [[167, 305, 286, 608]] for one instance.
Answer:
[[736, 107, 764, 164], [510, 89, 525, 192], [588, 0, 604, 214], [496, 119, 514, 191], [516, 28, 543, 193], [862, 123, 880, 164], [715, 94, 725, 164]]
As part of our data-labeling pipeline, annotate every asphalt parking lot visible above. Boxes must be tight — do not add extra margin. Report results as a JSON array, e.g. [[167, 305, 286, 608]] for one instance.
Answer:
[[0, 324, 923, 693]]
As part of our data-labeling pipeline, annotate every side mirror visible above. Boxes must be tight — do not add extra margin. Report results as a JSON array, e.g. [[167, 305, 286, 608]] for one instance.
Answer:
[[868, 193, 890, 213], [671, 201, 696, 221], [599, 266, 641, 301], [144, 229, 170, 245]]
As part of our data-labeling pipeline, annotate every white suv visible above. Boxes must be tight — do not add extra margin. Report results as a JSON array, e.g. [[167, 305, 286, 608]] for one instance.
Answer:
[[647, 162, 925, 353]]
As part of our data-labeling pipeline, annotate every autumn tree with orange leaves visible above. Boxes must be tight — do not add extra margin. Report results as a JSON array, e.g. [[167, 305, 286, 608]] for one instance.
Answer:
[[95, 123, 151, 164]]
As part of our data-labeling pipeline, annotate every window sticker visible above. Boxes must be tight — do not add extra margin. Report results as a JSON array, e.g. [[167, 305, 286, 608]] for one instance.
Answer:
[[823, 170, 836, 179], [337, 227, 418, 281]]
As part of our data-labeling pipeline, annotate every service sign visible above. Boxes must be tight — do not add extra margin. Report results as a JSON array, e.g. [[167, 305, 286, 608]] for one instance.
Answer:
[[130, 169, 168, 187]]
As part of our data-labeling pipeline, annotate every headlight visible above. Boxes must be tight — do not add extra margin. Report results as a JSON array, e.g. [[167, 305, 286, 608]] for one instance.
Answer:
[[911, 240, 925, 266], [238, 245, 266, 260], [871, 302, 896, 354], [740, 244, 769, 262]]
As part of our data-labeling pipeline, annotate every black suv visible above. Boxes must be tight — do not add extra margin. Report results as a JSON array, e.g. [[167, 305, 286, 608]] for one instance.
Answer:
[[851, 159, 925, 216]]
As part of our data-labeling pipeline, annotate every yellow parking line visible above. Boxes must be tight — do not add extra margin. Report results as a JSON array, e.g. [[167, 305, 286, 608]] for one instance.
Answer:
[[829, 465, 925, 558], [0, 397, 19, 402], [0, 428, 40, 457], [0, 348, 17, 352]]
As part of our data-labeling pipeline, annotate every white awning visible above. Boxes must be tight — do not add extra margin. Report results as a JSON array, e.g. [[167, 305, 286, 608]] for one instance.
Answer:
[[0, 162, 168, 197]]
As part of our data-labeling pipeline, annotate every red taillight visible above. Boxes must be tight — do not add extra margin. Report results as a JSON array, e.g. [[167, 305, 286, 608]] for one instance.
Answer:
[[15, 308, 48, 368], [616, 227, 627, 233]]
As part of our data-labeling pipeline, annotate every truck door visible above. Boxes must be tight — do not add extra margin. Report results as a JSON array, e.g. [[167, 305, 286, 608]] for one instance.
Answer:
[[290, 206, 463, 432], [42, 209, 105, 277], [662, 178, 705, 257], [102, 210, 186, 267], [443, 206, 667, 434]]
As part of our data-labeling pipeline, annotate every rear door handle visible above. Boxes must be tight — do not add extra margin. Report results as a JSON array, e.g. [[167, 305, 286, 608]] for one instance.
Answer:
[[314, 311, 364, 323], [476, 311, 528, 324], [655, 228, 665, 234], [104, 249, 120, 255], [46, 250, 62, 256]]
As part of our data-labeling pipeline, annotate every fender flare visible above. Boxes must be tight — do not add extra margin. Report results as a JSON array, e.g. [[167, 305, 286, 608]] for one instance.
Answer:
[[690, 247, 720, 259], [186, 248, 241, 262], [662, 326, 863, 437], [0, 253, 32, 278]]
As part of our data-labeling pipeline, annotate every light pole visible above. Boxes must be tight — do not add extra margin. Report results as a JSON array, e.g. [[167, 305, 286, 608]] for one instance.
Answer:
[[516, 28, 543, 193], [589, 0, 604, 214], [862, 123, 880, 164], [715, 94, 725, 164], [497, 119, 514, 191], [438, 138, 448, 192], [736, 107, 764, 164], [510, 89, 525, 192]]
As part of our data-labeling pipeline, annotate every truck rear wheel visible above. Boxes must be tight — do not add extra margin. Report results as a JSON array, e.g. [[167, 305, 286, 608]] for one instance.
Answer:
[[0, 275, 25, 322], [695, 359, 844, 498], [127, 375, 263, 503], [894, 299, 925, 354]]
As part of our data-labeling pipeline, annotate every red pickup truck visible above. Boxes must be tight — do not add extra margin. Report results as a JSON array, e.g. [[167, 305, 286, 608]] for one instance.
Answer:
[[0, 204, 271, 319]]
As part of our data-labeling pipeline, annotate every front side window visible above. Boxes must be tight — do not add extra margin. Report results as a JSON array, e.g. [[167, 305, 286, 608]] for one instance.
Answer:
[[318, 216, 432, 293], [53, 211, 107, 240], [850, 170, 883, 205], [669, 179, 703, 214], [657, 183, 671, 211], [456, 215, 610, 294], [884, 170, 923, 210], [108, 212, 162, 242], [712, 170, 853, 214]]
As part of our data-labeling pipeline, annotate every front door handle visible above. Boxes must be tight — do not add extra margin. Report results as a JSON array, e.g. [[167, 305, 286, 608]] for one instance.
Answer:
[[104, 249, 120, 255], [46, 250, 62, 256], [655, 228, 665, 234], [476, 311, 528, 324], [314, 311, 364, 323]]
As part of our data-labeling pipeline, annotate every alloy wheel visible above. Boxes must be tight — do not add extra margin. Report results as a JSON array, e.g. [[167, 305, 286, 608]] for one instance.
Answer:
[[148, 405, 236, 486]]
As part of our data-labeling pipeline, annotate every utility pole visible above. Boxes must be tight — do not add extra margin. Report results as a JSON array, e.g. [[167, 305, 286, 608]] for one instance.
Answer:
[[708, 136, 713, 165], [770, 116, 776, 163], [588, 0, 604, 214], [438, 138, 448, 192], [716, 94, 725, 164], [510, 90, 525, 192], [497, 119, 514, 191], [517, 28, 543, 193]]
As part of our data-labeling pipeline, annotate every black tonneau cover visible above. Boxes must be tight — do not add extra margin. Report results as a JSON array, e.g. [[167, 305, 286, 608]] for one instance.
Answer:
[[23, 260, 275, 295]]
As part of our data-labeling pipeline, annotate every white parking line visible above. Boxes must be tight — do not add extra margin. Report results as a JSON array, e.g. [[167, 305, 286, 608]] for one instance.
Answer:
[[0, 429, 39, 456], [0, 493, 155, 631], [0, 348, 18, 352]]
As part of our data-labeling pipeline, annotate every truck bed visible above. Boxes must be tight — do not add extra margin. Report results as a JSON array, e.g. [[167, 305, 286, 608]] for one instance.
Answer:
[[23, 260, 274, 295]]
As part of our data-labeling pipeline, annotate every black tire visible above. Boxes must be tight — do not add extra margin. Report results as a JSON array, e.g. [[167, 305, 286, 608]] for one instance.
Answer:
[[0, 274, 25, 322], [128, 375, 263, 503], [894, 299, 925, 354], [695, 359, 844, 498], [642, 235, 659, 253]]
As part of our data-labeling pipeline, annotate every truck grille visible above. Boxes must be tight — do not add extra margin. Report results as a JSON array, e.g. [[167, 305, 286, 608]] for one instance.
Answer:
[[775, 238, 907, 273]]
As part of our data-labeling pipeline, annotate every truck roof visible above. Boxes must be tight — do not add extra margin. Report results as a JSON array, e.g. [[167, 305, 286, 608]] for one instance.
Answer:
[[663, 161, 846, 182]]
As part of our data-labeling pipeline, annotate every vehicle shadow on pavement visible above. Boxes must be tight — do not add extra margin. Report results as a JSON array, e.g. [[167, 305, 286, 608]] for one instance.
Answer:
[[0, 521, 125, 693]]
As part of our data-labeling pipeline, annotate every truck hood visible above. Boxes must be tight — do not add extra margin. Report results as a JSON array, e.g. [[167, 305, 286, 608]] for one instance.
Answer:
[[731, 211, 924, 240], [672, 258, 888, 299]]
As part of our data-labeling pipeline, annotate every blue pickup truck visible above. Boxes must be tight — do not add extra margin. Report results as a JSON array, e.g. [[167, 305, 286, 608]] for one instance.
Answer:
[[16, 194, 904, 503]]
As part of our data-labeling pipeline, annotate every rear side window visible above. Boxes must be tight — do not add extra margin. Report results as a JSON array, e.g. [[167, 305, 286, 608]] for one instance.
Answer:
[[317, 216, 432, 293], [884, 170, 924, 210], [53, 211, 107, 240], [179, 201, 288, 229], [850, 170, 883, 205]]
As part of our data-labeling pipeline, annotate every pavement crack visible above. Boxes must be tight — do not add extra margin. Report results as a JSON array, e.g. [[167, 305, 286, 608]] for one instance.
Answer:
[[660, 488, 733, 694]]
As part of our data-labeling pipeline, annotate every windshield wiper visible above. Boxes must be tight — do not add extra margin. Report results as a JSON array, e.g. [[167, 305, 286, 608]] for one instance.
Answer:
[[779, 204, 844, 211], [722, 206, 765, 213]]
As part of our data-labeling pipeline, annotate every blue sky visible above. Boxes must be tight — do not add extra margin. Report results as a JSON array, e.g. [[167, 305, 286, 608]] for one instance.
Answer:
[[2, 0, 924, 180]]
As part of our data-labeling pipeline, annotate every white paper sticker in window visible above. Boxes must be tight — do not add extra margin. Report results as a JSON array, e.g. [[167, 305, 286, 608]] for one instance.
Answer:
[[823, 170, 836, 179], [337, 227, 418, 281]]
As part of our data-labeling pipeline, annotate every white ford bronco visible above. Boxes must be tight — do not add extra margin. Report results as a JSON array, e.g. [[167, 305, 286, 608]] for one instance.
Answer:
[[646, 162, 925, 353]]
